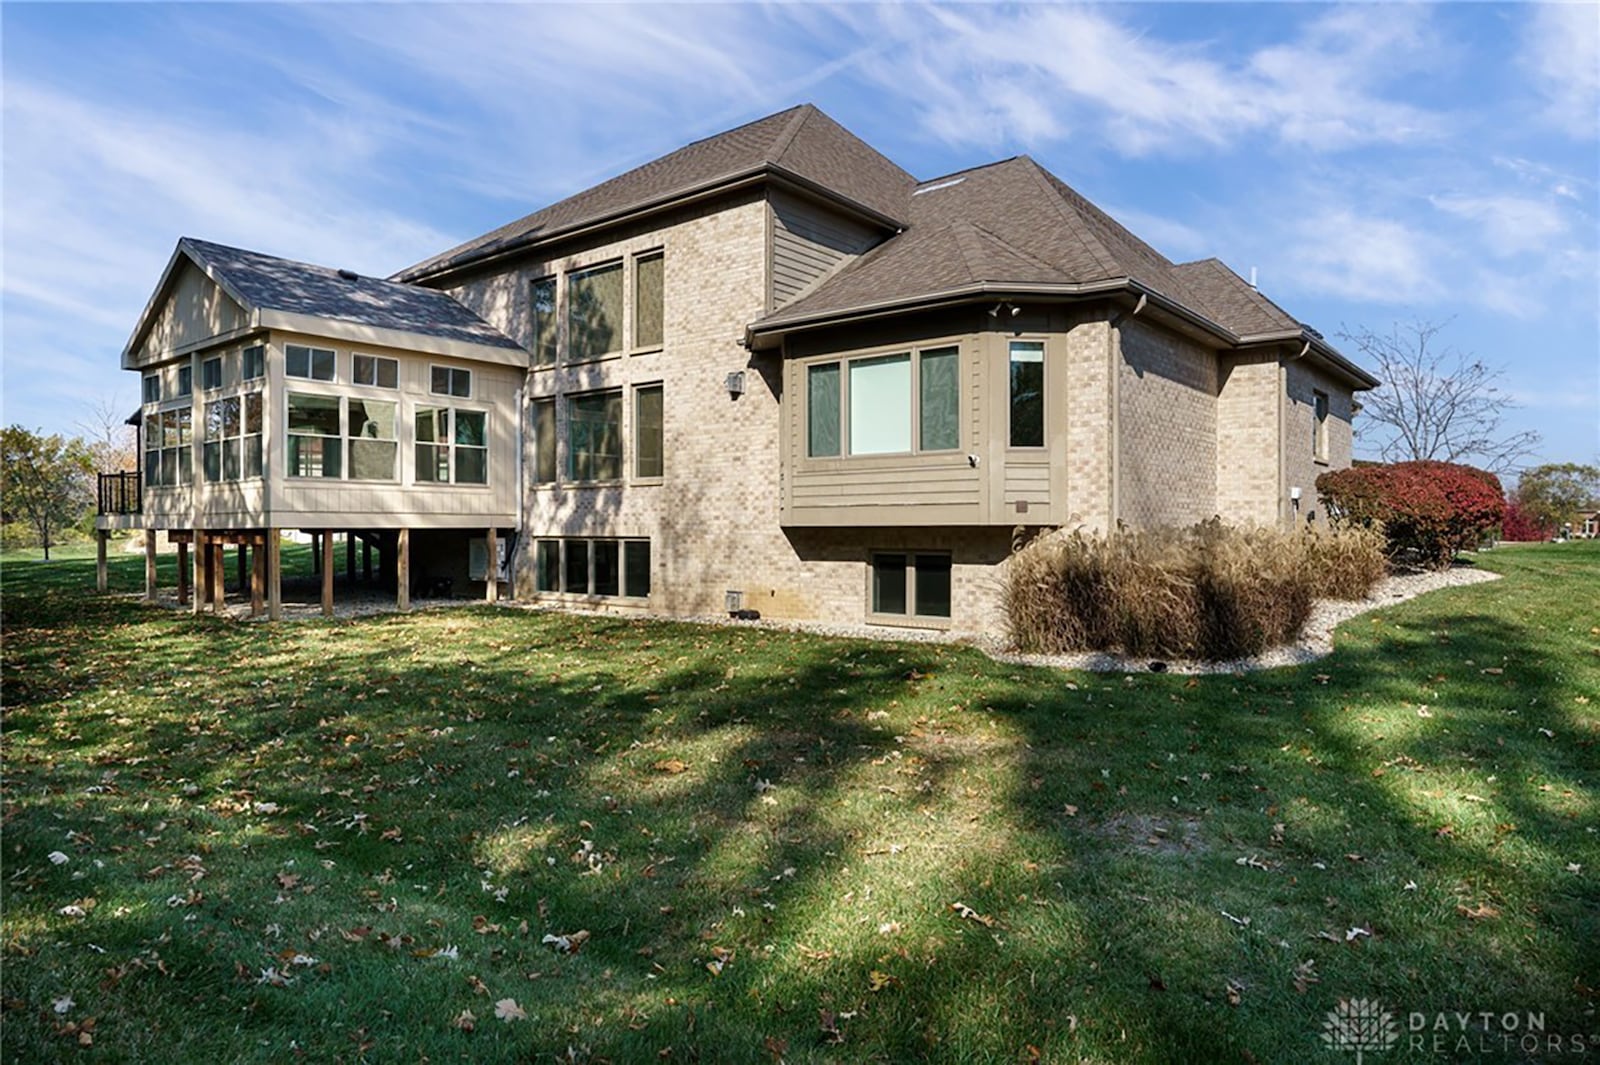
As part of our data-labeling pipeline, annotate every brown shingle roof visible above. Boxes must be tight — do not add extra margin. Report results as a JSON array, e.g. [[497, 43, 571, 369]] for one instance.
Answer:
[[396, 105, 914, 282], [1169, 258, 1300, 337]]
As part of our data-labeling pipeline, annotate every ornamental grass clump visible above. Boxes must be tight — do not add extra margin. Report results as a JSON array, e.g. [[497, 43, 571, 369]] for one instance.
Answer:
[[1003, 519, 1387, 660]]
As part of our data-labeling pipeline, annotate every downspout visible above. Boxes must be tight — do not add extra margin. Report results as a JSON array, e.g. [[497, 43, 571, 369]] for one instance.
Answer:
[[512, 382, 525, 597], [1107, 293, 1147, 528]]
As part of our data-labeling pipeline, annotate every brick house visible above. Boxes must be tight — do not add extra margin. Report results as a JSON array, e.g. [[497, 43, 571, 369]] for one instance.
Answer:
[[100, 104, 1376, 631]]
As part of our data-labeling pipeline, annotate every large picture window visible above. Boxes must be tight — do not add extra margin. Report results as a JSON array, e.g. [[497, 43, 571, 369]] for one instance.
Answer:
[[347, 398, 398, 481], [144, 408, 191, 487], [287, 393, 341, 478], [203, 392, 263, 481], [634, 384, 663, 480], [634, 252, 664, 351], [1008, 340, 1044, 448], [807, 346, 960, 458], [565, 390, 622, 481], [416, 407, 488, 485], [535, 538, 650, 598], [567, 262, 622, 361], [286, 344, 336, 382], [871, 552, 952, 621]]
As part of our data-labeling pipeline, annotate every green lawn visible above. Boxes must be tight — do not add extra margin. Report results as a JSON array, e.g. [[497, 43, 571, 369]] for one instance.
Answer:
[[3, 543, 1597, 1063]]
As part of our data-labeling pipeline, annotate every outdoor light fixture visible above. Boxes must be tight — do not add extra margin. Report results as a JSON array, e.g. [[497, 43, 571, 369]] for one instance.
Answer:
[[987, 301, 1023, 319], [725, 371, 746, 397]]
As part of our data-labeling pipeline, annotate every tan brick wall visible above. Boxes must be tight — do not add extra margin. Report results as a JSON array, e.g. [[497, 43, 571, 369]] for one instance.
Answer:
[[1062, 316, 1113, 530], [1283, 359, 1354, 525], [1216, 352, 1282, 526], [1115, 318, 1218, 527]]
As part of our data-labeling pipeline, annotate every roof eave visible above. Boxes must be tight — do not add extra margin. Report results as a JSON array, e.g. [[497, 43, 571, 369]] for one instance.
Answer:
[[1237, 328, 1381, 390], [396, 163, 906, 286], [122, 240, 262, 369]]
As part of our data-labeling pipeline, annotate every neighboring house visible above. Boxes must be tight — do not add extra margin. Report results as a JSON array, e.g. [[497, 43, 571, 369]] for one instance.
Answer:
[[99, 104, 1377, 631]]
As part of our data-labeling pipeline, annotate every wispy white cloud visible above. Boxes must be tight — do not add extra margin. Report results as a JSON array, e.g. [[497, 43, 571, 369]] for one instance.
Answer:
[[1520, 2, 1600, 139], [1429, 194, 1569, 258], [838, 3, 1445, 156], [1283, 208, 1446, 305]]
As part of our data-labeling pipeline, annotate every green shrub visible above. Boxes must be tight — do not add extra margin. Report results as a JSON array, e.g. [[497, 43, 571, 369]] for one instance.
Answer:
[[1003, 520, 1387, 660]]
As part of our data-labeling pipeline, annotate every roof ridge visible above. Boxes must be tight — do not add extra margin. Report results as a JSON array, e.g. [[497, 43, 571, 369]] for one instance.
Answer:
[[764, 103, 813, 165], [1013, 157, 1123, 279], [915, 156, 1024, 187], [963, 219, 1067, 275]]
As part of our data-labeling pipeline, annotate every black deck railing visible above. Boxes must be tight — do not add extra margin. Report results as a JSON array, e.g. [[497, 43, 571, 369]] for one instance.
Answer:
[[97, 471, 142, 515]]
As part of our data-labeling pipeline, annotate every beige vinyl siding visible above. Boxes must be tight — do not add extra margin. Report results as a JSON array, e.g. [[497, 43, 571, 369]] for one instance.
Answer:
[[133, 261, 249, 367], [768, 189, 881, 310]]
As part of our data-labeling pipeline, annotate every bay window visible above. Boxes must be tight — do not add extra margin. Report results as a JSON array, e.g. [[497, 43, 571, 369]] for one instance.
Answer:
[[807, 345, 961, 458]]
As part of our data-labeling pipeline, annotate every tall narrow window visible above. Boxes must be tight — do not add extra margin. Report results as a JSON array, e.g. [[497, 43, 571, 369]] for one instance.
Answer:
[[176, 365, 193, 398], [348, 398, 398, 480], [201, 357, 223, 391], [453, 410, 488, 484], [287, 394, 342, 478], [567, 263, 623, 361], [592, 540, 620, 597], [286, 345, 335, 381], [1313, 390, 1330, 461], [634, 252, 664, 350], [849, 354, 911, 455], [142, 374, 161, 404], [242, 392, 263, 478], [564, 539, 590, 593], [919, 346, 960, 451], [532, 397, 557, 484], [565, 390, 622, 481], [1008, 340, 1044, 448], [242, 345, 265, 382], [203, 397, 240, 481], [531, 277, 558, 367], [144, 407, 191, 486], [536, 540, 561, 592], [415, 408, 448, 483], [634, 384, 663, 479], [624, 540, 651, 597], [872, 553, 908, 615], [807, 362, 840, 458]]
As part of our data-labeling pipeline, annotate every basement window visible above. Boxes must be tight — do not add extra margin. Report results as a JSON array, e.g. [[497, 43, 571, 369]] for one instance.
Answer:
[[870, 552, 952, 622], [536, 538, 650, 599]]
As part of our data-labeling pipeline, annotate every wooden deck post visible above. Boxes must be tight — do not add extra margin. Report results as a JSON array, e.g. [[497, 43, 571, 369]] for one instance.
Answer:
[[485, 527, 498, 603], [144, 531, 158, 601], [211, 541, 226, 614], [396, 528, 410, 612], [193, 530, 208, 614], [176, 537, 190, 605], [267, 529, 282, 621], [321, 529, 334, 617], [250, 534, 265, 617], [96, 529, 109, 593]]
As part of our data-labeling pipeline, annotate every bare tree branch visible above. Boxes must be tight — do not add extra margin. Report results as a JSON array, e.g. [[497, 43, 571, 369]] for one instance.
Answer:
[[1338, 319, 1540, 474]]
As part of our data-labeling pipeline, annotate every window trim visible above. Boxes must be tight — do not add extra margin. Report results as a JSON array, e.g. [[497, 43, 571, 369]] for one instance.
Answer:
[[632, 382, 664, 483], [866, 550, 954, 628], [565, 259, 626, 365], [428, 364, 473, 400], [1312, 389, 1330, 464], [533, 537, 651, 600], [352, 353, 400, 390], [802, 343, 963, 461], [629, 249, 665, 355], [285, 343, 337, 382], [414, 403, 490, 487], [1007, 338, 1046, 450]]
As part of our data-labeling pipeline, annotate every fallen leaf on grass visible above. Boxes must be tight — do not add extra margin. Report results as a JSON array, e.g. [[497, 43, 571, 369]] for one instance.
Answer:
[[1346, 926, 1373, 942], [452, 1009, 476, 1032], [493, 998, 526, 1023], [651, 759, 689, 775], [51, 995, 74, 1015], [949, 902, 995, 927], [1457, 903, 1499, 921], [868, 969, 899, 992], [819, 1009, 844, 1044], [1292, 959, 1320, 993], [1225, 980, 1244, 1007], [541, 930, 590, 955], [706, 946, 734, 976]]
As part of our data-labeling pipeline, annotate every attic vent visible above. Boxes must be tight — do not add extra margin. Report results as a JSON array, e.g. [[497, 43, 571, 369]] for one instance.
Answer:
[[912, 177, 966, 196], [337, 269, 360, 281]]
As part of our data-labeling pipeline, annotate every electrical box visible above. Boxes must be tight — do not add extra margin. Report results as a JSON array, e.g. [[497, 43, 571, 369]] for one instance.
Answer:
[[468, 538, 509, 581]]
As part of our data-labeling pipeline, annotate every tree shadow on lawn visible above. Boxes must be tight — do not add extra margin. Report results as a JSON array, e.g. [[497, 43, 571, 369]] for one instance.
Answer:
[[4, 557, 1597, 1063]]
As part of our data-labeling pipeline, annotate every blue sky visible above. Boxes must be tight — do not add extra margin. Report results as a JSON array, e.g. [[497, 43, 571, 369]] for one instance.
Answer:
[[3, 2, 1596, 470]]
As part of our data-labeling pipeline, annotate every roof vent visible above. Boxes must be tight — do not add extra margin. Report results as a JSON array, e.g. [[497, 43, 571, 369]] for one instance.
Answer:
[[337, 269, 360, 281], [912, 177, 966, 196]]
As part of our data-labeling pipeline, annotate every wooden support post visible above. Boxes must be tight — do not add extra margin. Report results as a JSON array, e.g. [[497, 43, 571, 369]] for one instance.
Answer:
[[96, 529, 109, 593], [396, 528, 410, 612], [267, 529, 282, 621], [144, 532, 158, 601], [211, 541, 226, 614], [194, 530, 208, 614], [363, 536, 372, 582], [251, 534, 265, 617], [321, 529, 334, 617], [176, 538, 190, 605], [485, 527, 499, 603]]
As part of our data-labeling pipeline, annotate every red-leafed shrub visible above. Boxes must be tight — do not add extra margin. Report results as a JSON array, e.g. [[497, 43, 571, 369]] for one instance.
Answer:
[[1316, 461, 1505, 568], [1500, 500, 1554, 542]]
